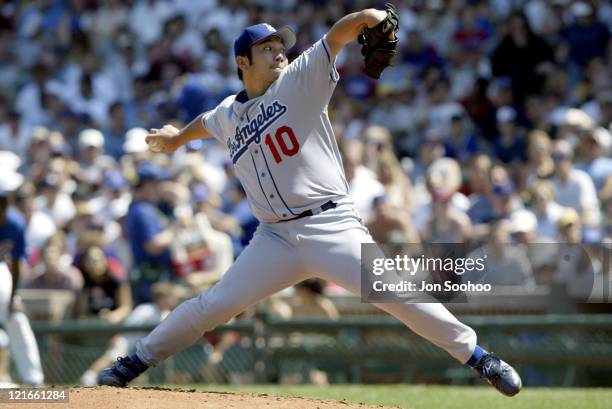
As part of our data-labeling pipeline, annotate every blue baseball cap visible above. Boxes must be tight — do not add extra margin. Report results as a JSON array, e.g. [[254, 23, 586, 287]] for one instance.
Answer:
[[493, 182, 515, 197], [186, 140, 203, 151], [104, 170, 128, 191], [234, 23, 296, 58], [136, 162, 172, 184], [191, 183, 210, 204]]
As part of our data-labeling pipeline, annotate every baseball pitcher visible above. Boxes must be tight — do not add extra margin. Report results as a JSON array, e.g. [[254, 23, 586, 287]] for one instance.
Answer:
[[99, 5, 521, 396]]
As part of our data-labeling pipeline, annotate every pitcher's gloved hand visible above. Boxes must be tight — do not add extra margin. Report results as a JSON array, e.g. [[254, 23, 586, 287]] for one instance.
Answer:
[[358, 3, 400, 79]]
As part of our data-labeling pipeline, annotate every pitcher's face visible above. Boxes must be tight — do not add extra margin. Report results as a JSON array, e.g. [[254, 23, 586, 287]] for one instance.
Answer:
[[241, 37, 288, 86]]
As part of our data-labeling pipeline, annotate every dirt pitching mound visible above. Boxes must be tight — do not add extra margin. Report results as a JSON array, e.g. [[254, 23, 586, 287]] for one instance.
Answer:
[[16, 387, 399, 409]]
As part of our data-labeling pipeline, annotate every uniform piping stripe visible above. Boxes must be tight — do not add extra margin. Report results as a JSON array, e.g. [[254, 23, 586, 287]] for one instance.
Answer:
[[321, 38, 338, 82], [322, 39, 331, 63], [261, 147, 297, 216], [250, 151, 280, 217]]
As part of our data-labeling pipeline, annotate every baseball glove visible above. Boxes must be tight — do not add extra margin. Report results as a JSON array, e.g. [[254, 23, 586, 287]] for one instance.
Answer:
[[358, 3, 400, 79]]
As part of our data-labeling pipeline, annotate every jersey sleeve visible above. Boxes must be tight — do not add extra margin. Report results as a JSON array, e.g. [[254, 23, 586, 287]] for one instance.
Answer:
[[281, 35, 340, 106], [201, 106, 226, 144]]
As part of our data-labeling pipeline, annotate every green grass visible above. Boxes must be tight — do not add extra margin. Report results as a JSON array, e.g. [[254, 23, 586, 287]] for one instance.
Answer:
[[193, 384, 612, 409]]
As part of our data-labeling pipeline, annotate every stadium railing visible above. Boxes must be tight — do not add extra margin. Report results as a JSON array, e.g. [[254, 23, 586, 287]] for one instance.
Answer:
[[20, 313, 612, 387]]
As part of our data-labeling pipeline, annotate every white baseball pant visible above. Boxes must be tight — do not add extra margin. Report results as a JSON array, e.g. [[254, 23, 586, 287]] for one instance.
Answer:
[[0, 262, 11, 327], [136, 203, 477, 365], [0, 261, 44, 386], [5, 311, 44, 386]]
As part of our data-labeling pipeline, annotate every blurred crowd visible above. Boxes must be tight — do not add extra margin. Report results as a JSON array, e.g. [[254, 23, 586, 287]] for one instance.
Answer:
[[0, 0, 611, 323]]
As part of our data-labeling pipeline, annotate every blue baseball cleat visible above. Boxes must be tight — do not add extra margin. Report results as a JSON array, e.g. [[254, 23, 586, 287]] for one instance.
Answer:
[[97, 354, 149, 387], [473, 354, 522, 396]]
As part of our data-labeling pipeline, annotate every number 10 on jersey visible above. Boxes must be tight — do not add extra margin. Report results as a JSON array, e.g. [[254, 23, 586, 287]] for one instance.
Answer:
[[265, 126, 300, 163]]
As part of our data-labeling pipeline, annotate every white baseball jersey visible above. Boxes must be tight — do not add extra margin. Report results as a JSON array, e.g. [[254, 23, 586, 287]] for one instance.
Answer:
[[202, 36, 351, 222], [135, 35, 478, 371]]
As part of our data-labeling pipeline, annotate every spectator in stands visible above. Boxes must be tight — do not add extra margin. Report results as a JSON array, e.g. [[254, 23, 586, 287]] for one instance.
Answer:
[[506, 204, 536, 239], [339, 48, 376, 101], [375, 149, 413, 216], [550, 139, 601, 227], [601, 177, 612, 242], [67, 203, 105, 257], [580, 57, 612, 106], [0, 111, 32, 158], [492, 106, 528, 167], [523, 130, 555, 189], [32, 157, 77, 229], [26, 232, 82, 298], [528, 180, 565, 241], [490, 180, 523, 221], [408, 130, 446, 200], [486, 76, 516, 116], [76, 244, 132, 323], [594, 90, 612, 128], [218, 177, 251, 232], [401, 29, 441, 79], [367, 195, 420, 245], [453, 6, 492, 52], [575, 127, 612, 191], [413, 157, 468, 237], [508, 209, 556, 283], [76, 128, 115, 187], [170, 200, 232, 290], [362, 125, 393, 173], [561, 2, 611, 79], [104, 103, 132, 160], [125, 162, 176, 304], [79, 282, 184, 386], [22, 127, 51, 175], [156, 178, 189, 219], [553, 207, 601, 299], [13, 182, 56, 258], [368, 89, 417, 148], [466, 219, 536, 289], [121, 127, 152, 164], [209, 178, 258, 257], [442, 113, 479, 164], [469, 174, 524, 242], [0, 0, 609, 353], [128, 0, 172, 46], [15, 63, 53, 127], [464, 153, 492, 199], [93, 170, 132, 270], [555, 108, 596, 142], [462, 78, 497, 138], [272, 279, 340, 321], [557, 207, 583, 244], [490, 12, 554, 104], [180, 185, 234, 288], [101, 171, 131, 220], [424, 77, 466, 131], [342, 140, 384, 224], [468, 178, 522, 240], [422, 189, 472, 244]]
